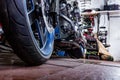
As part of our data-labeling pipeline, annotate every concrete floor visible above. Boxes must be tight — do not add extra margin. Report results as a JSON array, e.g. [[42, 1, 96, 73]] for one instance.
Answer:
[[0, 52, 120, 80]]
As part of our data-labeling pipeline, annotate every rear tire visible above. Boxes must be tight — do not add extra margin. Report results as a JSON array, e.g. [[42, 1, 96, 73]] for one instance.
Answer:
[[0, 0, 54, 66]]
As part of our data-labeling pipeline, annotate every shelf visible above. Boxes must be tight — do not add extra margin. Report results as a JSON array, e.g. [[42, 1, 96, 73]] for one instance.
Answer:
[[81, 10, 120, 16]]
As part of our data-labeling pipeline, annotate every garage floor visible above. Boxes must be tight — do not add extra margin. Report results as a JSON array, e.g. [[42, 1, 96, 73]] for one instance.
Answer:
[[0, 52, 120, 80]]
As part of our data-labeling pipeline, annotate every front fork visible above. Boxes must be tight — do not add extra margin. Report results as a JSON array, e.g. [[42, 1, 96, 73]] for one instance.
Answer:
[[32, 0, 59, 27], [49, 0, 59, 28]]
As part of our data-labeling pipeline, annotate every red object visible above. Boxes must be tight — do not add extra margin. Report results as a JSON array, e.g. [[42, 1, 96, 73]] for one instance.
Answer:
[[87, 28, 93, 33], [89, 15, 95, 26]]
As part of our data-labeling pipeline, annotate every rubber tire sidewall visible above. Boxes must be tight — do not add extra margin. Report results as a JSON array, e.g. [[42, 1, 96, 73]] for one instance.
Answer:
[[0, 0, 54, 66]]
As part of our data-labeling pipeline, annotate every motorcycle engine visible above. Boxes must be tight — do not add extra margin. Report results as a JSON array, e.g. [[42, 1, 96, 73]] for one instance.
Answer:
[[59, 2, 75, 40]]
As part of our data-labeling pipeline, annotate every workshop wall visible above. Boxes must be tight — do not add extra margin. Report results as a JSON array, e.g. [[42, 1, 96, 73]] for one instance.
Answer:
[[99, 14, 120, 61], [91, 0, 120, 61], [91, 0, 105, 9], [109, 15, 120, 61]]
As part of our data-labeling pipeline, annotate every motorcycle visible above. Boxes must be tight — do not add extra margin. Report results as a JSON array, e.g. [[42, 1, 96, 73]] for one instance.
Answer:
[[0, 0, 86, 65]]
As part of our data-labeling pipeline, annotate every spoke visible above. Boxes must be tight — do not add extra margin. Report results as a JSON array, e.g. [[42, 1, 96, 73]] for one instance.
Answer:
[[35, 17, 49, 47], [28, 11, 36, 25], [41, 0, 54, 33], [26, 0, 36, 25], [34, 19, 43, 47], [39, 21, 46, 46]]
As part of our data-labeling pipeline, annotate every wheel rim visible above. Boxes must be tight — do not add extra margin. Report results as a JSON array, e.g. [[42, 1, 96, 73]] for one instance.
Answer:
[[25, 0, 54, 56]]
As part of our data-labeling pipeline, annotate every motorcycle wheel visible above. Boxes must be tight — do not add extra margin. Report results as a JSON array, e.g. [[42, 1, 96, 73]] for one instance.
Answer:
[[0, 0, 54, 66]]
